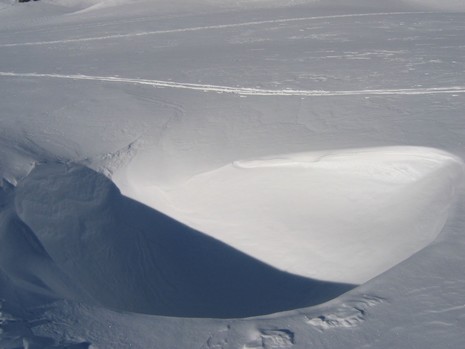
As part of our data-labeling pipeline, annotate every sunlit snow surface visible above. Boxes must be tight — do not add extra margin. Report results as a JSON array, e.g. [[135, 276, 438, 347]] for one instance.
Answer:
[[127, 147, 462, 284], [0, 0, 465, 348]]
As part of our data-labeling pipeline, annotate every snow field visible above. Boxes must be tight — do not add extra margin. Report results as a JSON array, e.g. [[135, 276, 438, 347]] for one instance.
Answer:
[[0, 0, 464, 348]]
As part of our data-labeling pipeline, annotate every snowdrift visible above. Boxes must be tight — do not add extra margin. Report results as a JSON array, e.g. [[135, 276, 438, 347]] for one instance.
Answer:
[[0, 164, 353, 318], [0, 0, 464, 346], [124, 147, 464, 284], [1, 147, 461, 321]]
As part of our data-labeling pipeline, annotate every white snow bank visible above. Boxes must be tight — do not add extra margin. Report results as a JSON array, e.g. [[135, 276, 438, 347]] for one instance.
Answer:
[[125, 147, 464, 284], [4, 163, 353, 318]]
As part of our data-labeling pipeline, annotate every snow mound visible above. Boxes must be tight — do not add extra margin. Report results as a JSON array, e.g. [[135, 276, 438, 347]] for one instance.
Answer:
[[127, 147, 464, 284], [0, 164, 352, 318]]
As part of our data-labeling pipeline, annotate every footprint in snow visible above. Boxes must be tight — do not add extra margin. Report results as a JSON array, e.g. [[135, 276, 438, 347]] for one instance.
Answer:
[[201, 325, 231, 349], [244, 329, 295, 349], [306, 295, 384, 331]]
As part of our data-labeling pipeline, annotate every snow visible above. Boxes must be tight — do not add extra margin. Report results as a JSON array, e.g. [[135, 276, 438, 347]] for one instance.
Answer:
[[127, 147, 462, 284], [0, 0, 465, 348]]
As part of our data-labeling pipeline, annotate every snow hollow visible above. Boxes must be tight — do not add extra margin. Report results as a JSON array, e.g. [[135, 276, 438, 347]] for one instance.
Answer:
[[0, 0, 465, 348]]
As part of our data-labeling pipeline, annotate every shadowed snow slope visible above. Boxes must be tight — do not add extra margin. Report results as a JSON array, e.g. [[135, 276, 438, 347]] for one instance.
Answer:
[[0, 0, 465, 346], [127, 147, 464, 284], [3, 163, 353, 318], [0, 181, 90, 307]]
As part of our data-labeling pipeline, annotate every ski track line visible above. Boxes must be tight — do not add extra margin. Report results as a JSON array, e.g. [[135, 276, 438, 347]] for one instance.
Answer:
[[2, 72, 465, 97], [0, 11, 433, 48]]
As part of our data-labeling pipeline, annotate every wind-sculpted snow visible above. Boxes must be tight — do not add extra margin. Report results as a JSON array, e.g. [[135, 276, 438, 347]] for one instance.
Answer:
[[0, 180, 89, 305], [136, 147, 463, 284], [1, 163, 353, 319], [0, 0, 465, 347]]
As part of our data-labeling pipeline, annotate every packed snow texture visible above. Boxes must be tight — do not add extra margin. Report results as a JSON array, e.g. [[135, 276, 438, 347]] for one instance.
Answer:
[[0, 0, 465, 348]]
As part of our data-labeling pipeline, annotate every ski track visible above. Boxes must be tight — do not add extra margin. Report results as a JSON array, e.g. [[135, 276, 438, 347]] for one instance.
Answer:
[[1, 72, 465, 97], [0, 12, 433, 47]]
